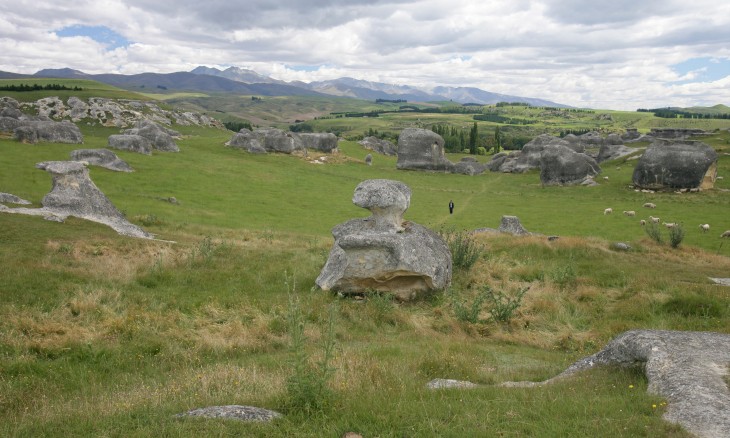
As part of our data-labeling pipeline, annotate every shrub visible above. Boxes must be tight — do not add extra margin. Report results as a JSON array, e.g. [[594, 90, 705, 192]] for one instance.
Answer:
[[668, 223, 685, 248], [451, 285, 529, 324], [644, 222, 663, 244], [440, 228, 483, 270], [550, 258, 577, 290], [284, 290, 337, 415]]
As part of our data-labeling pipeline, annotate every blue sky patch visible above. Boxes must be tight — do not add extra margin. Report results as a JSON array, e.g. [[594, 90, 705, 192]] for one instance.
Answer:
[[287, 64, 326, 72], [55, 25, 131, 50], [671, 57, 730, 84]]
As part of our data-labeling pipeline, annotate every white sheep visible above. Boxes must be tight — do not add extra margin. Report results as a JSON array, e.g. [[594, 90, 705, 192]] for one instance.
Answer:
[[604, 208, 613, 215], [603, 176, 609, 180], [721, 230, 730, 238], [699, 224, 710, 233], [649, 216, 660, 223], [643, 202, 656, 208], [640, 219, 646, 226], [623, 210, 636, 216], [663, 222, 676, 228]]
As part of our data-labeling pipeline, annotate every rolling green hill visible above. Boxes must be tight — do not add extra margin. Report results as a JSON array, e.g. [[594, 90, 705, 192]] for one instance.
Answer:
[[0, 78, 152, 102], [0, 91, 728, 437]]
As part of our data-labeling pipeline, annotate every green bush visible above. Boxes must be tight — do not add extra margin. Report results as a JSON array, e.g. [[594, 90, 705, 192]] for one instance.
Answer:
[[451, 285, 528, 324], [644, 222, 663, 244], [668, 223, 685, 248], [440, 228, 483, 270]]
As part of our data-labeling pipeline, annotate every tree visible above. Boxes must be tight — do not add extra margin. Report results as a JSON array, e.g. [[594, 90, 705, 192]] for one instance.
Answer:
[[493, 126, 503, 154], [469, 122, 478, 155]]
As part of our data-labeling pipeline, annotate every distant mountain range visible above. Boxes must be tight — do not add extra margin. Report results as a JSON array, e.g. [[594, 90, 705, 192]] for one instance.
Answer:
[[1, 66, 568, 107]]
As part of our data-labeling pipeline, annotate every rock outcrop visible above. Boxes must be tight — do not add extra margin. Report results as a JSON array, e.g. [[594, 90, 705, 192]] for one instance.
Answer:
[[0, 161, 151, 239], [597, 143, 638, 162], [121, 119, 180, 152], [488, 134, 567, 173], [12, 120, 83, 144], [501, 330, 730, 438], [0, 192, 31, 205], [473, 215, 533, 236], [226, 128, 338, 154], [107, 134, 152, 155], [540, 144, 601, 185], [632, 140, 718, 190], [316, 179, 452, 301], [299, 132, 339, 153], [395, 128, 486, 175], [359, 136, 397, 156], [70, 149, 133, 172]]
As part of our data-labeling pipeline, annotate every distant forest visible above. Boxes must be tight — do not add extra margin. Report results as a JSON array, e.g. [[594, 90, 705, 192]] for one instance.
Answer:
[[638, 108, 730, 119], [0, 83, 83, 92]]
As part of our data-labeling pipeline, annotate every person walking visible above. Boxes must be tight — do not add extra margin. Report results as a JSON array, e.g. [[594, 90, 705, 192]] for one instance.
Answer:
[[449, 200, 454, 214]]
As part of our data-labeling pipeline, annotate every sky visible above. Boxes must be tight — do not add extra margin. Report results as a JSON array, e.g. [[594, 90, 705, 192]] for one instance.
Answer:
[[1, 0, 730, 110]]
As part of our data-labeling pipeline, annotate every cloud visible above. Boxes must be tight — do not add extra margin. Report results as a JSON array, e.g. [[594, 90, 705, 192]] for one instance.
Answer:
[[0, 0, 729, 109]]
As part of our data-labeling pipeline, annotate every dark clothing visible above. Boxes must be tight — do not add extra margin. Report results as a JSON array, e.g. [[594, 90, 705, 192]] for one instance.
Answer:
[[449, 201, 454, 214]]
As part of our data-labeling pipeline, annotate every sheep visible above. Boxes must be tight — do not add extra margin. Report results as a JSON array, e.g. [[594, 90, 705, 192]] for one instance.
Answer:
[[603, 176, 609, 180], [663, 222, 676, 229], [649, 216, 660, 223], [722, 230, 730, 238], [640, 219, 646, 226], [643, 202, 656, 209], [623, 210, 636, 216], [699, 224, 710, 233], [604, 208, 613, 215]]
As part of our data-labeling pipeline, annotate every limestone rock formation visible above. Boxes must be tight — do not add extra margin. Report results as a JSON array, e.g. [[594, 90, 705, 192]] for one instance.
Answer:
[[107, 134, 152, 155], [0, 161, 151, 239], [299, 132, 338, 153], [225, 128, 266, 153], [597, 143, 637, 162], [501, 329, 730, 438], [0, 192, 31, 205], [70, 149, 133, 172], [359, 136, 397, 156], [175, 405, 282, 422], [122, 119, 180, 152], [540, 144, 601, 185], [488, 134, 566, 173], [13, 120, 83, 144], [632, 140, 717, 190], [396, 128, 454, 172], [453, 157, 488, 176], [365, 153, 373, 165], [473, 215, 533, 236], [316, 179, 452, 301]]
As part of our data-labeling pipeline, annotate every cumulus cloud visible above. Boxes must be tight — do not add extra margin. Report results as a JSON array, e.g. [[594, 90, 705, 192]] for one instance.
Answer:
[[0, 0, 729, 109]]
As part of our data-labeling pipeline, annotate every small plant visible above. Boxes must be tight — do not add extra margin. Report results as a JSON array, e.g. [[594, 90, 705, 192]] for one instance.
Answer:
[[668, 223, 685, 248], [451, 288, 488, 324], [451, 285, 529, 324], [644, 222, 663, 244], [440, 228, 483, 270], [284, 286, 337, 415], [550, 257, 577, 290]]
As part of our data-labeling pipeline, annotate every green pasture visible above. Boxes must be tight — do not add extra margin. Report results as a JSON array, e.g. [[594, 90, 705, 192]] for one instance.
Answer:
[[0, 79, 148, 102], [1, 103, 729, 436]]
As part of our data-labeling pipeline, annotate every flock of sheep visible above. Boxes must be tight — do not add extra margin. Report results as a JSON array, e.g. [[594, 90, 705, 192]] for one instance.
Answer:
[[603, 203, 730, 238]]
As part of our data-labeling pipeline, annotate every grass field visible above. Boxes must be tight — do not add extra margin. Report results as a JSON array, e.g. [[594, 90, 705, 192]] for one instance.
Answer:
[[1, 92, 729, 436]]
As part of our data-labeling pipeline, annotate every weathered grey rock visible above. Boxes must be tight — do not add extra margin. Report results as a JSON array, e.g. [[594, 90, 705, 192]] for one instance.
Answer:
[[226, 128, 266, 153], [540, 144, 601, 185], [396, 128, 455, 172], [622, 128, 641, 141], [300, 132, 338, 153], [365, 153, 373, 165], [13, 120, 83, 144], [316, 179, 452, 301], [632, 140, 717, 190], [453, 157, 488, 175], [597, 143, 638, 162], [175, 405, 282, 422], [611, 242, 632, 251], [426, 378, 479, 389], [258, 128, 303, 153], [498, 215, 530, 235], [0, 192, 31, 205], [107, 134, 152, 155], [0, 116, 23, 132], [359, 136, 397, 156], [0, 161, 151, 239], [70, 149, 133, 172], [122, 119, 180, 152], [501, 330, 730, 438], [649, 128, 709, 139], [489, 134, 566, 173]]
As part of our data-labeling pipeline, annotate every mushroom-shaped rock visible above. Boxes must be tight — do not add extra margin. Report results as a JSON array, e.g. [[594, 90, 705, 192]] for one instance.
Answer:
[[316, 179, 452, 301], [540, 144, 601, 186], [632, 140, 717, 190], [70, 149, 133, 172], [396, 128, 454, 172]]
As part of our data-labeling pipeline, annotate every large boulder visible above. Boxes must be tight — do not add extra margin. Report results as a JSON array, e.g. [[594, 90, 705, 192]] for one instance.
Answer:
[[107, 134, 152, 155], [396, 128, 454, 172], [359, 136, 397, 156], [453, 157, 488, 176], [226, 128, 266, 153], [489, 134, 565, 173], [70, 149, 133, 172], [540, 144, 601, 185], [257, 128, 303, 153], [299, 132, 338, 153], [122, 119, 180, 152], [13, 120, 83, 144], [316, 179, 452, 301], [632, 140, 717, 190]]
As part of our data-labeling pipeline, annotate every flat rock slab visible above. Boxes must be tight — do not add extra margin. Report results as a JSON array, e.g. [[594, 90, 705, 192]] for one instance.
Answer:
[[426, 378, 479, 389], [709, 278, 730, 286], [175, 405, 282, 422], [501, 329, 730, 438]]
